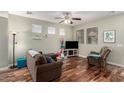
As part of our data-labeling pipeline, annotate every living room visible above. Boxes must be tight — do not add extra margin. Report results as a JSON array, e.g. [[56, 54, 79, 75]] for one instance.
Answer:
[[1, 0, 124, 93], [0, 11, 124, 82]]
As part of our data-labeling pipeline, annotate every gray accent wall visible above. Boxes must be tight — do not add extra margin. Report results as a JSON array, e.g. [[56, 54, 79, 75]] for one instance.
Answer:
[[73, 13, 124, 65], [0, 17, 8, 68], [8, 14, 73, 64]]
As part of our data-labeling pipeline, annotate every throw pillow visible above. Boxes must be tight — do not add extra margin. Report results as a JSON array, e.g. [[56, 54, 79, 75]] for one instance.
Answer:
[[34, 54, 47, 65], [28, 50, 40, 57], [45, 56, 54, 63]]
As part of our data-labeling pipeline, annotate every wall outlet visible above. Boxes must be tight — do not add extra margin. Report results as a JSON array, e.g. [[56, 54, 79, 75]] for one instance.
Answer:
[[117, 44, 123, 47]]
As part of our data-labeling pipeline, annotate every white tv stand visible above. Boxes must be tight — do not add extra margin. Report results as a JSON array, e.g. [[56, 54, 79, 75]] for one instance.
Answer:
[[64, 49, 79, 57]]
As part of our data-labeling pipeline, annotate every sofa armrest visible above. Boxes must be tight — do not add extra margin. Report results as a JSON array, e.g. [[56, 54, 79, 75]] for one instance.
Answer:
[[36, 62, 63, 73], [35, 62, 63, 82]]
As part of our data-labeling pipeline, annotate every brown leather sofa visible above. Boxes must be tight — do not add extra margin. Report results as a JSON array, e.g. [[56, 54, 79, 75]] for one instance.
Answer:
[[27, 51, 63, 82]]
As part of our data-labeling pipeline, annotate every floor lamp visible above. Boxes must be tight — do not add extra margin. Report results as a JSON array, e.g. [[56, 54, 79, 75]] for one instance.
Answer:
[[10, 32, 17, 69]]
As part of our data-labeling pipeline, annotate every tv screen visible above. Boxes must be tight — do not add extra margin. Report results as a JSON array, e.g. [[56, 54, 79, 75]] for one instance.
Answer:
[[65, 41, 78, 49]]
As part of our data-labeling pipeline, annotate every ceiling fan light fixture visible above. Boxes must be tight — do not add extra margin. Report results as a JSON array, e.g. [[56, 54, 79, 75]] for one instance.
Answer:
[[64, 20, 67, 24], [64, 19, 71, 24], [56, 12, 81, 24], [67, 20, 71, 24]]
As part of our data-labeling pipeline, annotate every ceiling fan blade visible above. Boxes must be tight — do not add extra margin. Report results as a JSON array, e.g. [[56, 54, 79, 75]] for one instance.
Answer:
[[55, 17, 63, 19], [59, 20, 64, 23], [72, 18, 82, 20]]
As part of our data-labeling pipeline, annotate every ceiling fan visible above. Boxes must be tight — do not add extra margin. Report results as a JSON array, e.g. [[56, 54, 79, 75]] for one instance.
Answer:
[[55, 12, 82, 24]]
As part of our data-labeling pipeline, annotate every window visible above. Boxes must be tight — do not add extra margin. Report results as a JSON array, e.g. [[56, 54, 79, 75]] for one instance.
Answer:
[[48, 27, 55, 34], [59, 28, 65, 36], [32, 24, 42, 33]]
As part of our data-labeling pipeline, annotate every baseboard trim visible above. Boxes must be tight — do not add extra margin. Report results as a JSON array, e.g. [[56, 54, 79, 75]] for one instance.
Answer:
[[107, 62, 124, 68], [79, 54, 124, 68], [0, 64, 14, 71], [79, 54, 87, 58], [0, 66, 9, 71]]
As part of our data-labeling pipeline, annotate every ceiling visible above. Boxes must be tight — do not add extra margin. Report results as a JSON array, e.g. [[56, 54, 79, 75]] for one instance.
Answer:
[[9, 11, 124, 26]]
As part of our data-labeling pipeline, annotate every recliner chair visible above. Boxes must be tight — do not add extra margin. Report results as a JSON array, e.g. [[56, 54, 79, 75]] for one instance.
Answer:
[[87, 46, 111, 72]]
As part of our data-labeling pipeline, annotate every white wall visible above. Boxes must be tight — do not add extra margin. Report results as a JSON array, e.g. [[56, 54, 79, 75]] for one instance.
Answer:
[[0, 16, 8, 68], [73, 13, 124, 65], [8, 14, 73, 64]]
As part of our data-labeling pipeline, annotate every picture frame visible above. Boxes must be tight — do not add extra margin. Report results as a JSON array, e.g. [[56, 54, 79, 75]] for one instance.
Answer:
[[76, 29, 84, 44], [103, 30, 116, 43], [86, 27, 98, 44]]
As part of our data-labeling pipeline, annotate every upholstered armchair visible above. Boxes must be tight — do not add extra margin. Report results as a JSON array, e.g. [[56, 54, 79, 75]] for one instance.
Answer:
[[87, 47, 111, 72]]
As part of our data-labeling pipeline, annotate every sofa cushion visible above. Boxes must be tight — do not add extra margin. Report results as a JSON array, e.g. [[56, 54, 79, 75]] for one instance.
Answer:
[[34, 54, 47, 65], [88, 53, 101, 59], [90, 51, 100, 55]]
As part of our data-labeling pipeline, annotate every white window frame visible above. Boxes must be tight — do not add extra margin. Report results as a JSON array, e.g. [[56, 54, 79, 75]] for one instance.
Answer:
[[48, 27, 56, 35], [32, 24, 42, 33], [59, 28, 65, 36]]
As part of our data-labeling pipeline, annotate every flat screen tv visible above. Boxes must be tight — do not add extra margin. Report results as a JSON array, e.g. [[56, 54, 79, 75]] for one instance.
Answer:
[[65, 41, 78, 49]]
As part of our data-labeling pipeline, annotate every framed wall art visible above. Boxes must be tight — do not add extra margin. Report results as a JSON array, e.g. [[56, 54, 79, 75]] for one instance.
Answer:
[[86, 27, 98, 44], [76, 29, 84, 44], [103, 30, 116, 43]]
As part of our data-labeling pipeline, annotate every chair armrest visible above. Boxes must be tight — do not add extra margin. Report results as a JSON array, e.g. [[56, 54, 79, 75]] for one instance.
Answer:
[[36, 62, 63, 73]]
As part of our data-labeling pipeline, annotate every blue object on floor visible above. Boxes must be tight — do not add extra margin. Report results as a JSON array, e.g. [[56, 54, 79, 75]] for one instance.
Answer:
[[17, 57, 27, 68]]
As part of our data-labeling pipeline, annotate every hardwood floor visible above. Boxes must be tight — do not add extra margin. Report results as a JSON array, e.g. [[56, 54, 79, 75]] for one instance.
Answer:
[[0, 57, 124, 82], [55, 57, 111, 82]]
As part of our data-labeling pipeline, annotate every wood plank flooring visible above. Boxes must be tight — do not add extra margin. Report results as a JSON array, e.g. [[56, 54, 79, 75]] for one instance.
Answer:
[[0, 57, 124, 82], [55, 57, 111, 82]]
